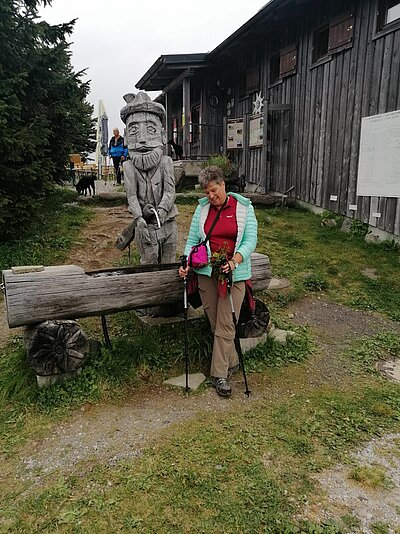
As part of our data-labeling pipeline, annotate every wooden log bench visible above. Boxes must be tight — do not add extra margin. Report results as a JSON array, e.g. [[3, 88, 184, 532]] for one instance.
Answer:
[[1, 253, 271, 384]]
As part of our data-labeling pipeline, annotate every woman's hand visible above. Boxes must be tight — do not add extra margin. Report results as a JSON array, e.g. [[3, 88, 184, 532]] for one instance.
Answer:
[[178, 266, 190, 278], [220, 260, 234, 274]]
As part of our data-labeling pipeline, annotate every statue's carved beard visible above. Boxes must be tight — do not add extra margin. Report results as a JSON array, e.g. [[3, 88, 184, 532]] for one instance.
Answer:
[[131, 147, 163, 171]]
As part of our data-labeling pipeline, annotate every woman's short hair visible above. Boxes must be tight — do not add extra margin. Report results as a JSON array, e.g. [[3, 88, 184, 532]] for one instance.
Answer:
[[198, 165, 225, 189]]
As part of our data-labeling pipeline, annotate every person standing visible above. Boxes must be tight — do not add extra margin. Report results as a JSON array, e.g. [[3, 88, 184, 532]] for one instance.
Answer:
[[108, 127, 126, 184], [179, 166, 258, 398]]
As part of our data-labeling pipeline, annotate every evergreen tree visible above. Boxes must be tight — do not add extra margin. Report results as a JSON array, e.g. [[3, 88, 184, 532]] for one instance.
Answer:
[[0, 0, 96, 240]]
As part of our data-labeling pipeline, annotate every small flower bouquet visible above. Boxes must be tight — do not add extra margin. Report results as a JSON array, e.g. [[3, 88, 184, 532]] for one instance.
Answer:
[[209, 242, 230, 285]]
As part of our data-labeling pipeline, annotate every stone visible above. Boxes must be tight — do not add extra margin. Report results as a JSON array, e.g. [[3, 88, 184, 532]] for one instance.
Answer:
[[163, 372, 206, 390], [268, 277, 292, 290], [376, 359, 400, 383], [341, 218, 352, 233], [321, 218, 337, 227], [365, 232, 380, 243], [268, 327, 295, 345], [239, 333, 269, 352], [361, 268, 379, 280], [36, 368, 82, 389]]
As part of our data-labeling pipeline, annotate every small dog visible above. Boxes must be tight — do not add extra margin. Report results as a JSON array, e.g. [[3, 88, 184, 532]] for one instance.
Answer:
[[75, 175, 95, 196], [167, 139, 183, 160]]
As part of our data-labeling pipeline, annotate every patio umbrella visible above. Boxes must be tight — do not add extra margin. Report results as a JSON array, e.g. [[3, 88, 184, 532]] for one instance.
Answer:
[[100, 111, 109, 156]]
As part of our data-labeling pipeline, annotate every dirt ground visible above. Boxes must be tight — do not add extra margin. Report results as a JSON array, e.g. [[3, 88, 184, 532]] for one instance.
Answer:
[[1, 196, 400, 532]]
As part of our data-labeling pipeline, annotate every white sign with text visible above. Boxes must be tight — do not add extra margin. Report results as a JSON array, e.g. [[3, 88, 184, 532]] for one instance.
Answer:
[[357, 110, 400, 197]]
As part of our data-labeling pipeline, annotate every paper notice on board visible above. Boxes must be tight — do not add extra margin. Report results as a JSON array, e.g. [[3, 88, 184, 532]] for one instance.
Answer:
[[357, 110, 400, 198]]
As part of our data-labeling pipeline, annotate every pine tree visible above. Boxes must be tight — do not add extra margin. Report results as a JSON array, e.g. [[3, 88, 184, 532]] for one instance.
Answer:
[[0, 0, 96, 240]]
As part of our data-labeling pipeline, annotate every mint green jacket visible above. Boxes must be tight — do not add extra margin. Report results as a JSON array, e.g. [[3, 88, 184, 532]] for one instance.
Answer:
[[184, 193, 258, 282]]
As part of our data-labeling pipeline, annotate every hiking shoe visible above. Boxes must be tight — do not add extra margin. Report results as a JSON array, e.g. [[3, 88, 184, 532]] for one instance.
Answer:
[[210, 376, 231, 397], [228, 364, 240, 379]]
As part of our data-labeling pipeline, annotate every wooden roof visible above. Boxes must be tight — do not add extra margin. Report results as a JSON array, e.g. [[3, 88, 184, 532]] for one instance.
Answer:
[[135, 54, 207, 91], [135, 0, 312, 90]]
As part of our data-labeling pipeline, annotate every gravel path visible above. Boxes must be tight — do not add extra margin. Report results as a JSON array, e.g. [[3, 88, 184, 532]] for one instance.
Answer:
[[1, 200, 400, 532]]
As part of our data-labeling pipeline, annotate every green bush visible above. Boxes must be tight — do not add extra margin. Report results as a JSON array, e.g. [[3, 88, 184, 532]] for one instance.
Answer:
[[203, 154, 236, 178], [303, 273, 328, 292]]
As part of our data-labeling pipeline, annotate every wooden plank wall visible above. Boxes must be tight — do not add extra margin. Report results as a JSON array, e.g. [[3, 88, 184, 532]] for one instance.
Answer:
[[267, 0, 400, 235], [199, 76, 224, 157], [203, 0, 399, 235], [222, 54, 267, 191]]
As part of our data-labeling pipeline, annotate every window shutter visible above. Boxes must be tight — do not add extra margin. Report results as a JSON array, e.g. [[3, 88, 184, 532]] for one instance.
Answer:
[[280, 46, 297, 76], [246, 66, 260, 93], [328, 14, 354, 50]]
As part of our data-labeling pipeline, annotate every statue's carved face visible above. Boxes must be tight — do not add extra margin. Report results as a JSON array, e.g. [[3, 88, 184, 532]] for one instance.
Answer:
[[126, 112, 166, 154]]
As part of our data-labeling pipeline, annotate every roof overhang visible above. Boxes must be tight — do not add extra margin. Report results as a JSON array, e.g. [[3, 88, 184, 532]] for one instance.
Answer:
[[135, 54, 208, 92], [207, 0, 302, 60]]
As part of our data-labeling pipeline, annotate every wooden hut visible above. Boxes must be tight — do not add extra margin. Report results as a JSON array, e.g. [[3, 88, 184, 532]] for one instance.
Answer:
[[136, 0, 400, 239]]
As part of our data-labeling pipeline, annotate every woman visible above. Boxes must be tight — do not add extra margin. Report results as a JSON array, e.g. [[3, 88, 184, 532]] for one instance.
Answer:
[[108, 127, 127, 185], [179, 166, 258, 397]]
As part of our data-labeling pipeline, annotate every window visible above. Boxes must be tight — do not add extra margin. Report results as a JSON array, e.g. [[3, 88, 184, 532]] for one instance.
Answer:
[[246, 66, 260, 93], [312, 13, 354, 63], [269, 55, 280, 84], [378, 0, 400, 30], [190, 106, 200, 145], [171, 117, 178, 143], [313, 26, 329, 62], [388, 1, 400, 23], [269, 45, 297, 85]]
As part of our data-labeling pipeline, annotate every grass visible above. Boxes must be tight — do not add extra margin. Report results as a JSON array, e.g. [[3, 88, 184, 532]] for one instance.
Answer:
[[349, 465, 393, 489], [0, 187, 93, 271], [255, 205, 400, 321], [1, 371, 399, 532], [1, 195, 400, 532]]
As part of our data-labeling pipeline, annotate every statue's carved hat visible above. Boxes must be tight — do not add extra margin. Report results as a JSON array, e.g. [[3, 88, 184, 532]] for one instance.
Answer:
[[120, 91, 166, 125]]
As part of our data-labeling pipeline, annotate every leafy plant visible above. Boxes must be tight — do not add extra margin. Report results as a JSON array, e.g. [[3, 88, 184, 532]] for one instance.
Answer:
[[350, 219, 370, 237], [203, 154, 236, 178], [303, 273, 328, 292], [381, 239, 400, 252]]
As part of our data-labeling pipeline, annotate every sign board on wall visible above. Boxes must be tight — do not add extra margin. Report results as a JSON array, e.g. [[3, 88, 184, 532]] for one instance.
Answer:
[[357, 110, 400, 198], [249, 114, 263, 148], [227, 119, 244, 149]]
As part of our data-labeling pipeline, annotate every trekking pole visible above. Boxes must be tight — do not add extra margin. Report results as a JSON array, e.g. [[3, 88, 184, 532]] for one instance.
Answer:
[[226, 268, 251, 397], [180, 254, 190, 393]]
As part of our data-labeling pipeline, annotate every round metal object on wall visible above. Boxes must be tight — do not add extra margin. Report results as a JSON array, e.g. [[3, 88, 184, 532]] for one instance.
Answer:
[[226, 109, 231, 117], [226, 102, 231, 110], [208, 93, 219, 108], [25, 320, 89, 376]]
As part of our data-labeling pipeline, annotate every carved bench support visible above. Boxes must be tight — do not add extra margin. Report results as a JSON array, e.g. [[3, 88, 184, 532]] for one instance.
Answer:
[[24, 320, 89, 388]]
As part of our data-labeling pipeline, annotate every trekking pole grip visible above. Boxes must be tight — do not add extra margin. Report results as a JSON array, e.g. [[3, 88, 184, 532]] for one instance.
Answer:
[[180, 254, 188, 270]]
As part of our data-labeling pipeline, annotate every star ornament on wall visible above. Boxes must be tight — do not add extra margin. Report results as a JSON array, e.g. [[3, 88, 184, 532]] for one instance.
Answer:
[[253, 92, 264, 115]]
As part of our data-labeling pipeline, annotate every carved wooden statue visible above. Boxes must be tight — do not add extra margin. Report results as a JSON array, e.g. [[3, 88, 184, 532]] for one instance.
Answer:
[[117, 92, 178, 265]]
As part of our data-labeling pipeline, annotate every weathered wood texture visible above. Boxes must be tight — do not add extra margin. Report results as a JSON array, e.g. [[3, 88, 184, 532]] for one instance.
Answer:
[[2, 253, 272, 328], [181, 0, 400, 236], [25, 320, 89, 376]]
